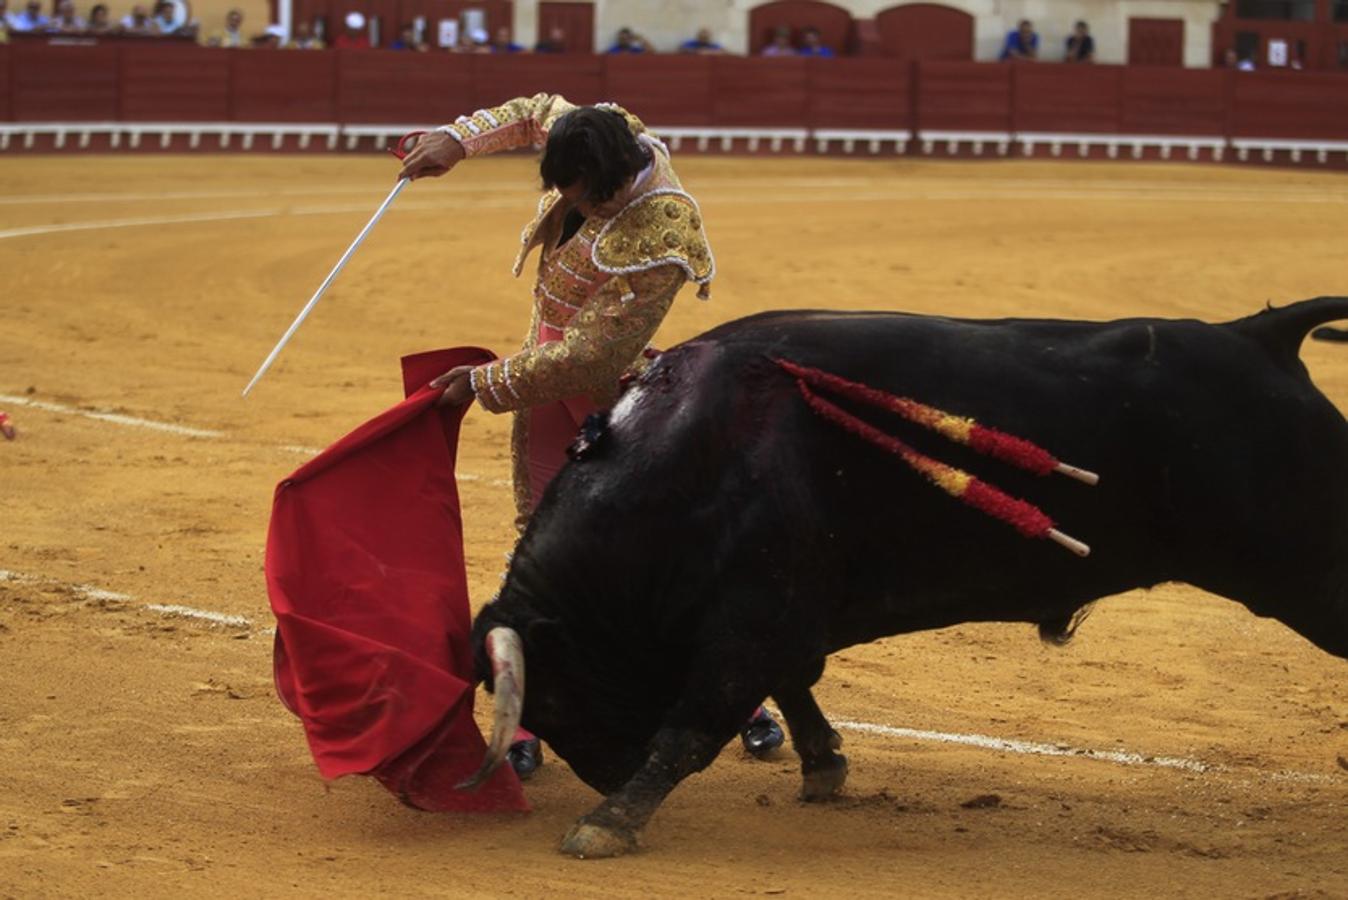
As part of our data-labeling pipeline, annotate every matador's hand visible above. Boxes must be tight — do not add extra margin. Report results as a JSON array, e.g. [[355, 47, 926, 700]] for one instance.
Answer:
[[430, 365, 476, 407], [397, 131, 466, 182]]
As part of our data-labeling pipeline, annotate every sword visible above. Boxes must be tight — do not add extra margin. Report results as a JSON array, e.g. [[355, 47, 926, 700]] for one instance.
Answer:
[[241, 176, 409, 397]]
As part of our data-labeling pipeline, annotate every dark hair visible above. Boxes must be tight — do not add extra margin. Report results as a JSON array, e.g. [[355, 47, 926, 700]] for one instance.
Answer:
[[540, 107, 650, 204]]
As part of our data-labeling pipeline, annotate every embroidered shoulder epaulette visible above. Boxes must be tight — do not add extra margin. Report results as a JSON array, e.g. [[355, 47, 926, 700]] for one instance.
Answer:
[[592, 190, 714, 298]]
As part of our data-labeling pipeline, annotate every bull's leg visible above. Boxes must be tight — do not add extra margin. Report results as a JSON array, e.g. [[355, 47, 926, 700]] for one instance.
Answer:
[[559, 720, 743, 859], [560, 631, 790, 859], [772, 662, 848, 801]]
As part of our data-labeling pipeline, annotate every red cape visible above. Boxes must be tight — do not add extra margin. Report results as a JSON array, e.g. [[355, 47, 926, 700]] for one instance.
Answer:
[[267, 347, 528, 813]]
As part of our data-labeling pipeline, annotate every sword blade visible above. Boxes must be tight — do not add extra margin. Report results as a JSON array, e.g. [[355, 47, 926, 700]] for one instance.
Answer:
[[241, 177, 409, 397]]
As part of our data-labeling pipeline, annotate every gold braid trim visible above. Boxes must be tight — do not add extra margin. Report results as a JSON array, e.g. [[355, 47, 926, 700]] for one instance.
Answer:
[[591, 190, 714, 298]]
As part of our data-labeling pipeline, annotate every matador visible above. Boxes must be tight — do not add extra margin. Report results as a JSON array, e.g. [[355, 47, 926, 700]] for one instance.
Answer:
[[396, 92, 784, 776]]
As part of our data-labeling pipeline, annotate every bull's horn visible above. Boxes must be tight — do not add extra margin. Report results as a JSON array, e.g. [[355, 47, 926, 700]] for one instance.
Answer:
[[456, 626, 525, 791]]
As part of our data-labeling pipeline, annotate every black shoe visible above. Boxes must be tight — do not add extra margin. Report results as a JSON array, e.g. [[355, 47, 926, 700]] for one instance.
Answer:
[[507, 737, 543, 780], [740, 708, 785, 759]]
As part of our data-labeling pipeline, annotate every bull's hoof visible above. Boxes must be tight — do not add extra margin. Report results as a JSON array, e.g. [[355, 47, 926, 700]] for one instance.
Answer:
[[799, 753, 848, 802], [559, 822, 639, 859]]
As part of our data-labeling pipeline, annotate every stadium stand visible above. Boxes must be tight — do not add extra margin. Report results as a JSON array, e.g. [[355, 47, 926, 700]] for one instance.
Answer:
[[1, 1, 1347, 166]]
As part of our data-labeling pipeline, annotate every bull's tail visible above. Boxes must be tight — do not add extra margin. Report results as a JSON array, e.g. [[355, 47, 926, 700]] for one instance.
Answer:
[[1230, 296, 1348, 356]]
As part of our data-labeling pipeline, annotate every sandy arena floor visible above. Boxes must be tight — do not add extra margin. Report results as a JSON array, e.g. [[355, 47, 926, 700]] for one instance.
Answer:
[[2, 154, 1347, 898]]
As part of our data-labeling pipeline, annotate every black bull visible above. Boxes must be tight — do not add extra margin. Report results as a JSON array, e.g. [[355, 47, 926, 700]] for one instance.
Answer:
[[467, 297, 1348, 857]]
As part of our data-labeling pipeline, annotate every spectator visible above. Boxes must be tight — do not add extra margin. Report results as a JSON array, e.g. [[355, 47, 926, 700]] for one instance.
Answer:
[[489, 25, 521, 53], [331, 11, 370, 48], [9, 0, 49, 31], [288, 19, 322, 48], [797, 25, 833, 57], [761, 24, 793, 56], [47, 0, 84, 31], [605, 26, 650, 53], [533, 24, 565, 53], [1222, 47, 1256, 70], [389, 22, 426, 51], [1000, 18, 1038, 60], [679, 26, 725, 55], [0, 0, 9, 43], [206, 7, 243, 46], [1065, 20, 1094, 62], [451, 26, 488, 53], [86, 3, 112, 32], [151, 0, 177, 34]]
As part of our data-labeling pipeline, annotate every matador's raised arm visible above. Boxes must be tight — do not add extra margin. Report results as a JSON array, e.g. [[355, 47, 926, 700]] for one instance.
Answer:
[[435, 93, 647, 158]]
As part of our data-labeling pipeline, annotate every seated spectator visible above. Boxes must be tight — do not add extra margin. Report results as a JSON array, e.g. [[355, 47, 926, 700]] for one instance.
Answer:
[[288, 19, 322, 48], [204, 7, 244, 46], [86, 3, 112, 32], [48, 0, 84, 32], [761, 24, 793, 56], [1222, 47, 1256, 70], [332, 11, 370, 48], [9, 0, 49, 31], [533, 24, 565, 53], [389, 22, 426, 51], [254, 23, 285, 47], [451, 26, 488, 53], [1000, 18, 1038, 60], [761, 25, 793, 56], [151, 0, 178, 34], [1065, 20, 1094, 62], [0, 0, 9, 43], [680, 26, 725, 54], [606, 26, 650, 53], [797, 25, 833, 57], [489, 25, 521, 53]]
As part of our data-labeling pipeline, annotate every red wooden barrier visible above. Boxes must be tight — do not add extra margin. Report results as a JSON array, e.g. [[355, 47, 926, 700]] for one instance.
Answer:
[[711, 56, 808, 126], [6, 47, 1348, 153], [806, 57, 910, 129], [1229, 71, 1348, 139], [230, 50, 338, 122], [120, 45, 231, 121], [915, 61, 1010, 132], [337, 51, 472, 124], [603, 55, 715, 126], [1014, 63, 1121, 133], [12, 45, 120, 121], [469, 53, 603, 111], [0, 47, 11, 122], [1119, 67, 1226, 135]]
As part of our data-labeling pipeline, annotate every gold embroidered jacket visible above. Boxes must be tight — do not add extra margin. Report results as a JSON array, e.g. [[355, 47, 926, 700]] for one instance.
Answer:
[[436, 93, 715, 523], [437, 93, 715, 414]]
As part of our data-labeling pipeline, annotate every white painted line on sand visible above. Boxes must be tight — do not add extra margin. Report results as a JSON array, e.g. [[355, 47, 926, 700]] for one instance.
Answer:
[[0, 197, 523, 242], [0, 182, 535, 207], [834, 718, 1208, 773], [1, 568, 255, 630], [8, 183, 1347, 243], [145, 603, 253, 629], [3, 390, 510, 488], [0, 209, 281, 240], [0, 393, 223, 438], [2, 567, 1336, 782]]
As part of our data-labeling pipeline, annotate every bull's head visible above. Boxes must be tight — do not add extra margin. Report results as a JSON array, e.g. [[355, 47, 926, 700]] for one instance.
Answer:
[[458, 611, 664, 795]]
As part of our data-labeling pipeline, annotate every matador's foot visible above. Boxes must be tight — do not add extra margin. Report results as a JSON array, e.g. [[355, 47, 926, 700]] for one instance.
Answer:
[[559, 819, 639, 859]]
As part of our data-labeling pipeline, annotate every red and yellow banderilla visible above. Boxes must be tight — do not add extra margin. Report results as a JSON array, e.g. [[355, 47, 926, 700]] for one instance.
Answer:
[[775, 358, 1097, 557]]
